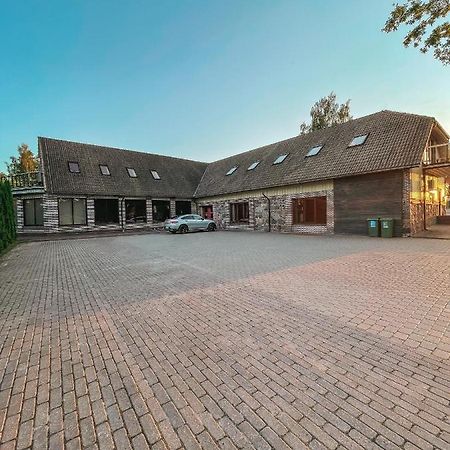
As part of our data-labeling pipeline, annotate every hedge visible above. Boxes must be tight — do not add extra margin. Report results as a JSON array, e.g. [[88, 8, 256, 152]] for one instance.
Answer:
[[0, 179, 16, 252]]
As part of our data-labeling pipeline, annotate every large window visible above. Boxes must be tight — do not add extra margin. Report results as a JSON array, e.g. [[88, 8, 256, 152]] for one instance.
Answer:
[[292, 196, 327, 225], [59, 198, 87, 226], [125, 200, 146, 224], [230, 202, 249, 224], [94, 199, 119, 225], [202, 205, 213, 219], [152, 200, 170, 222], [175, 201, 191, 216], [24, 198, 44, 226]]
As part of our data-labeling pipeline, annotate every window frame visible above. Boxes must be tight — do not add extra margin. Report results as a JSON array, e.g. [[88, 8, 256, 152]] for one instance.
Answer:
[[247, 161, 260, 171], [150, 170, 161, 180], [58, 198, 88, 226], [68, 161, 80, 173], [94, 198, 120, 225], [23, 198, 44, 227], [292, 196, 327, 226], [348, 134, 369, 147], [127, 167, 138, 178], [125, 199, 147, 224], [273, 154, 288, 165], [226, 166, 238, 176], [306, 145, 323, 157], [99, 164, 111, 176], [229, 202, 249, 224]]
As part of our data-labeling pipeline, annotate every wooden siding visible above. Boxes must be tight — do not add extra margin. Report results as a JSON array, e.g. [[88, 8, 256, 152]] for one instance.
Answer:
[[334, 171, 404, 236]]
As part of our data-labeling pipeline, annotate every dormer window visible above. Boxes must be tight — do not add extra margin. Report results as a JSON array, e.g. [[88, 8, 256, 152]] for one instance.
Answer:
[[306, 145, 323, 157], [348, 134, 368, 147], [151, 170, 161, 180], [273, 154, 288, 165], [99, 165, 110, 176], [226, 166, 238, 176], [247, 161, 260, 171], [127, 168, 137, 178], [68, 161, 80, 173]]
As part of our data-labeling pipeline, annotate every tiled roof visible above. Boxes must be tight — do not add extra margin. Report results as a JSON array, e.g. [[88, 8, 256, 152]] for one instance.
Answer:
[[193, 110, 435, 198], [39, 138, 208, 198]]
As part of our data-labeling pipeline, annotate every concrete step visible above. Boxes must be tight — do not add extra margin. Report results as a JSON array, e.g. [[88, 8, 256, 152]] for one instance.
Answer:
[[436, 216, 450, 224]]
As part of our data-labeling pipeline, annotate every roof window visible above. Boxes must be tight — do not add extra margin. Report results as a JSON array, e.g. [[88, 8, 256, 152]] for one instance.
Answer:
[[127, 168, 137, 178], [226, 166, 238, 176], [273, 154, 288, 165], [99, 164, 110, 176], [68, 161, 80, 173], [151, 170, 161, 180], [247, 161, 260, 171], [348, 134, 368, 147], [306, 145, 323, 157]]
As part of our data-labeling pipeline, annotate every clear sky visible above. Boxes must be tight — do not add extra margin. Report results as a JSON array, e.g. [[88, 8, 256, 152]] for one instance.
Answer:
[[1, 0, 449, 171]]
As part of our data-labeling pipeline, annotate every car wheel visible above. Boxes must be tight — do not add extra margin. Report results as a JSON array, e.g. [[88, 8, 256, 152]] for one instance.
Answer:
[[207, 223, 216, 232], [179, 225, 188, 234]]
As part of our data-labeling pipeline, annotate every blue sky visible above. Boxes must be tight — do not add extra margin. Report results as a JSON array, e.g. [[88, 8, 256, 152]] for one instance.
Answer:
[[1, 0, 448, 171]]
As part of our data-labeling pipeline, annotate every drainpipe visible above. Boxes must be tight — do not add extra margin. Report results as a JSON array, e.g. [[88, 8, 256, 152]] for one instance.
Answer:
[[121, 197, 125, 232], [262, 193, 271, 232]]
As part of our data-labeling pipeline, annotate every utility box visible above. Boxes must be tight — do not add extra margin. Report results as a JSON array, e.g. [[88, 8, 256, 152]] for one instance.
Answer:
[[367, 218, 380, 237], [380, 218, 394, 238]]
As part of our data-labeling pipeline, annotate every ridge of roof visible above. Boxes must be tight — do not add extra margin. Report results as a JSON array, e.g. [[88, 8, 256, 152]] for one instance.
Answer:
[[38, 136, 208, 165]]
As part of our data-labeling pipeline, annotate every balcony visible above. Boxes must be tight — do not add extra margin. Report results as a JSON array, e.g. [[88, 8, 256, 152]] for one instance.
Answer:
[[7, 171, 45, 194], [423, 143, 450, 166]]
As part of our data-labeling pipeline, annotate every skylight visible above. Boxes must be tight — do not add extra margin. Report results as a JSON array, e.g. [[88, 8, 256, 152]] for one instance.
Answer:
[[273, 154, 288, 165], [68, 161, 80, 173], [127, 168, 137, 178], [348, 134, 368, 147], [306, 145, 323, 157], [151, 170, 161, 180], [226, 166, 238, 176], [247, 161, 260, 171], [99, 164, 110, 176]]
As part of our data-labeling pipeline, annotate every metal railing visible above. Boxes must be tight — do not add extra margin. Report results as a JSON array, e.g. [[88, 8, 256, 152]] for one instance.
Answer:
[[8, 171, 44, 188], [423, 143, 450, 166]]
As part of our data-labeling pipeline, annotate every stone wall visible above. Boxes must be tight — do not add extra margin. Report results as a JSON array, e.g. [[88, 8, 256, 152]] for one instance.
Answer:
[[196, 188, 334, 234], [409, 201, 440, 235]]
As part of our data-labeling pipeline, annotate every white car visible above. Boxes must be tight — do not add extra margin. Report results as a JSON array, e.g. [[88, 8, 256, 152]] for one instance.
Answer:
[[164, 214, 217, 234]]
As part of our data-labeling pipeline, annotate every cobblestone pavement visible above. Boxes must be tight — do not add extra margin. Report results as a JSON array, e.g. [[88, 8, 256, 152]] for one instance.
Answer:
[[0, 232, 449, 450]]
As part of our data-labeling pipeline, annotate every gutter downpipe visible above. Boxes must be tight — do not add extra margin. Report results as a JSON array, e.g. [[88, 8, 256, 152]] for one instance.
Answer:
[[121, 197, 125, 232], [262, 193, 271, 232]]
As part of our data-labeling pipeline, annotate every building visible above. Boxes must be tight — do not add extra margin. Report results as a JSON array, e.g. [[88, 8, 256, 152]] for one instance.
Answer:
[[9, 110, 450, 236]]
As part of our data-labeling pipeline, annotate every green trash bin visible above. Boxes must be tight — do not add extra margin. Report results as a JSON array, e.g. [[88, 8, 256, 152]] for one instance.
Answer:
[[380, 218, 394, 238], [367, 218, 380, 237]]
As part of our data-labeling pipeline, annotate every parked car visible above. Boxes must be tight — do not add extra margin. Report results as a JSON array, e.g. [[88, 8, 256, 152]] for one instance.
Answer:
[[164, 214, 216, 234]]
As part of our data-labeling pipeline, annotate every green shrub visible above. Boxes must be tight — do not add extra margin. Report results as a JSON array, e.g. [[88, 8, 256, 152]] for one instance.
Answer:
[[0, 179, 16, 252]]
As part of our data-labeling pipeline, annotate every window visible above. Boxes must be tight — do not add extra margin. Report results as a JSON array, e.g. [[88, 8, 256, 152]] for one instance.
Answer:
[[226, 166, 238, 176], [59, 198, 87, 226], [176, 200, 192, 216], [230, 202, 249, 224], [94, 199, 119, 225], [127, 168, 137, 177], [68, 161, 80, 173], [24, 198, 44, 226], [247, 161, 260, 171], [202, 205, 213, 219], [99, 165, 110, 176], [151, 170, 161, 180], [273, 154, 288, 165], [348, 134, 368, 147], [306, 145, 323, 157], [292, 197, 327, 225], [152, 200, 170, 222], [125, 199, 146, 224]]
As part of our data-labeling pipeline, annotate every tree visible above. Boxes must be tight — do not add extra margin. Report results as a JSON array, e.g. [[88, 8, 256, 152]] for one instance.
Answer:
[[299, 92, 352, 135], [6, 144, 39, 175], [383, 1, 450, 65]]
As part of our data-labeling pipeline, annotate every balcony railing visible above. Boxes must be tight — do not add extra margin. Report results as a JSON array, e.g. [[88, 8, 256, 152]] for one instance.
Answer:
[[8, 171, 44, 189], [423, 143, 450, 166]]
